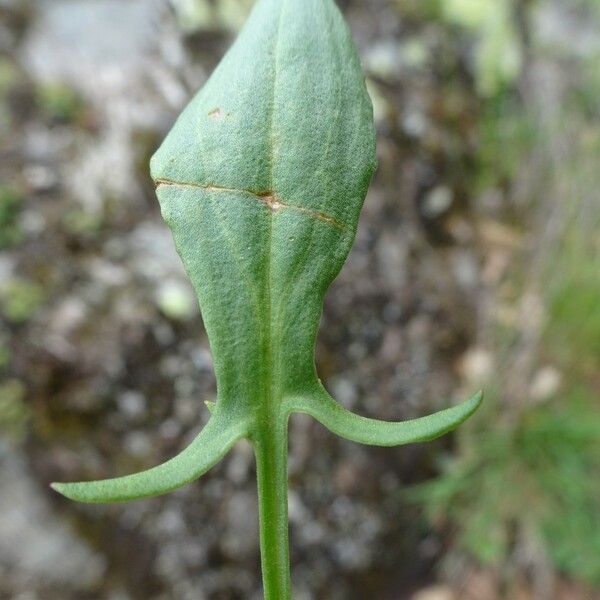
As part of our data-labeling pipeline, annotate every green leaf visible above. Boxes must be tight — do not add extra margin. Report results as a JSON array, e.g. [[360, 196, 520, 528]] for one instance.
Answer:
[[150, 0, 377, 422], [52, 1, 481, 597]]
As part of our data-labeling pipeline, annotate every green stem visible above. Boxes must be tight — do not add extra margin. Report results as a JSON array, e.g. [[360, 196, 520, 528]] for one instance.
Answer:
[[254, 414, 291, 600]]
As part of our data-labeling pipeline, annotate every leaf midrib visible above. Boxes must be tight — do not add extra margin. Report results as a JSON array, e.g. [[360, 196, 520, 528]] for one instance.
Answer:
[[263, 0, 286, 426]]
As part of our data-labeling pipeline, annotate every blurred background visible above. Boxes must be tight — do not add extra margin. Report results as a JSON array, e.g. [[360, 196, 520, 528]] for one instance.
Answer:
[[0, 0, 598, 598]]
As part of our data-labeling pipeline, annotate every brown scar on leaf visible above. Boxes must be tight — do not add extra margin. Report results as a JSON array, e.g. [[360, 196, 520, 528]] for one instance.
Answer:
[[259, 193, 282, 212], [154, 179, 348, 231]]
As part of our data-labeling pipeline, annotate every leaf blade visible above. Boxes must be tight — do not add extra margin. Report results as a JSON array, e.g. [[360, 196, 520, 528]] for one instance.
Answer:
[[151, 0, 378, 408]]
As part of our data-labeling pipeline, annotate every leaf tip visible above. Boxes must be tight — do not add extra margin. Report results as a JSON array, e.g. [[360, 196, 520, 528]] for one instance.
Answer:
[[50, 481, 72, 499], [50, 480, 106, 503]]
